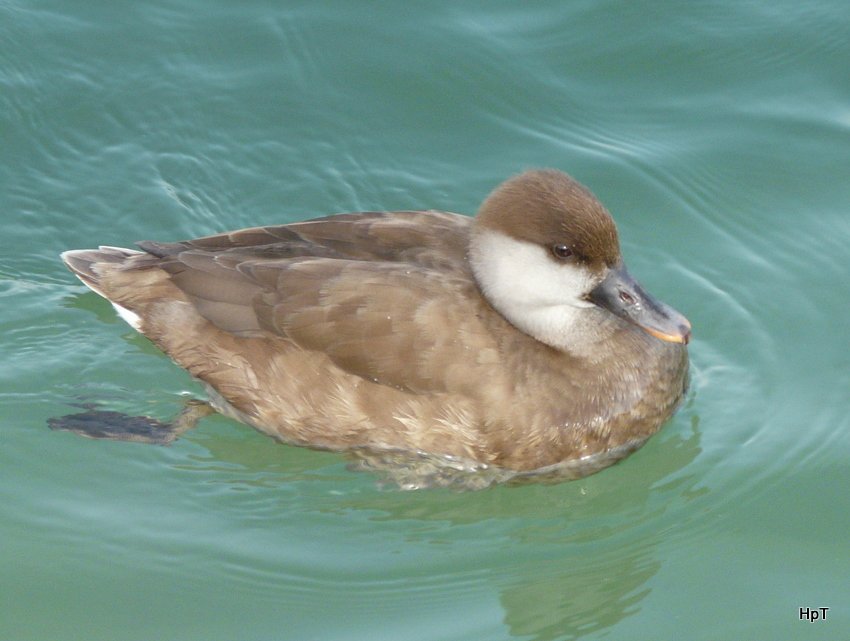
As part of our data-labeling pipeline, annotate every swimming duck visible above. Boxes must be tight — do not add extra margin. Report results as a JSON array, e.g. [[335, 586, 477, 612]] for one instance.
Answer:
[[60, 169, 690, 479]]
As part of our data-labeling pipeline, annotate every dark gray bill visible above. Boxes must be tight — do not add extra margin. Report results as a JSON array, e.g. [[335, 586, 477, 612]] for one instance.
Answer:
[[588, 263, 691, 344]]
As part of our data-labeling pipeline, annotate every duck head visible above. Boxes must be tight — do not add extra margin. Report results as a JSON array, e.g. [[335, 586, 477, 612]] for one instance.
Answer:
[[469, 169, 691, 352]]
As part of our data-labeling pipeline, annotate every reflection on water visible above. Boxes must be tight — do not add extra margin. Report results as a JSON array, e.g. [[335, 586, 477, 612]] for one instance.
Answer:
[[144, 406, 703, 638], [499, 553, 657, 641]]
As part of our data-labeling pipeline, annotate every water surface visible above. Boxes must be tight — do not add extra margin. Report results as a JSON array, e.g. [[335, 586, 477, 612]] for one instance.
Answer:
[[2, 1, 849, 639]]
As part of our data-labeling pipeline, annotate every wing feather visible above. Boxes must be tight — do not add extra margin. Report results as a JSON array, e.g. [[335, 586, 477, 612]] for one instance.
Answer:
[[139, 211, 497, 391]]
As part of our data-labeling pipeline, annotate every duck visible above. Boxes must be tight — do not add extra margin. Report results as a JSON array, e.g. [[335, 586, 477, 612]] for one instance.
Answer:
[[60, 169, 690, 480]]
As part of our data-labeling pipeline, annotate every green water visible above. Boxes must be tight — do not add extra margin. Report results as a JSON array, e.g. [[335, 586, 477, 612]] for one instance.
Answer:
[[2, 1, 849, 639]]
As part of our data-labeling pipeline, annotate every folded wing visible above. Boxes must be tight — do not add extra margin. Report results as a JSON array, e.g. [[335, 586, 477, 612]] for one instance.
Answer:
[[137, 211, 499, 394]]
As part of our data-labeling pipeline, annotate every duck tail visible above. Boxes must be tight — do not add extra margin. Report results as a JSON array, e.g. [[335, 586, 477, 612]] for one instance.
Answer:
[[60, 247, 154, 331], [60, 246, 142, 298]]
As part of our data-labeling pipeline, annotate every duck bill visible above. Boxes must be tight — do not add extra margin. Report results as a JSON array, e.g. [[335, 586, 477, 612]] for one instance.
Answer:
[[588, 263, 691, 344]]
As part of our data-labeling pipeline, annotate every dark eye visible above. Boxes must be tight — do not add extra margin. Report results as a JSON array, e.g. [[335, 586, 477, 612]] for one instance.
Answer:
[[551, 243, 573, 260]]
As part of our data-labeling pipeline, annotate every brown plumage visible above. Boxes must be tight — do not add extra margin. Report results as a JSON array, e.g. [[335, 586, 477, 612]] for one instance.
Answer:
[[61, 169, 690, 477]]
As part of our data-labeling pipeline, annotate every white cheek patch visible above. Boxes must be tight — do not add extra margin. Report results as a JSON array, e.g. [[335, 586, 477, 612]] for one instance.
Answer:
[[469, 229, 599, 349], [470, 229, 596, 308]]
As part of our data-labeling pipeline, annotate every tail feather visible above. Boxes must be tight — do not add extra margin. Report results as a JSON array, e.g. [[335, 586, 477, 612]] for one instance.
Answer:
[[60, 246, 142, 296], [60, 247, 149, 330]]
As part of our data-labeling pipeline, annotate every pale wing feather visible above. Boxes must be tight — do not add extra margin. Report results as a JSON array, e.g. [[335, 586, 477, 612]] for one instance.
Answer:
[[246, 258, 500, 395], [139, 211, 498, 392]]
